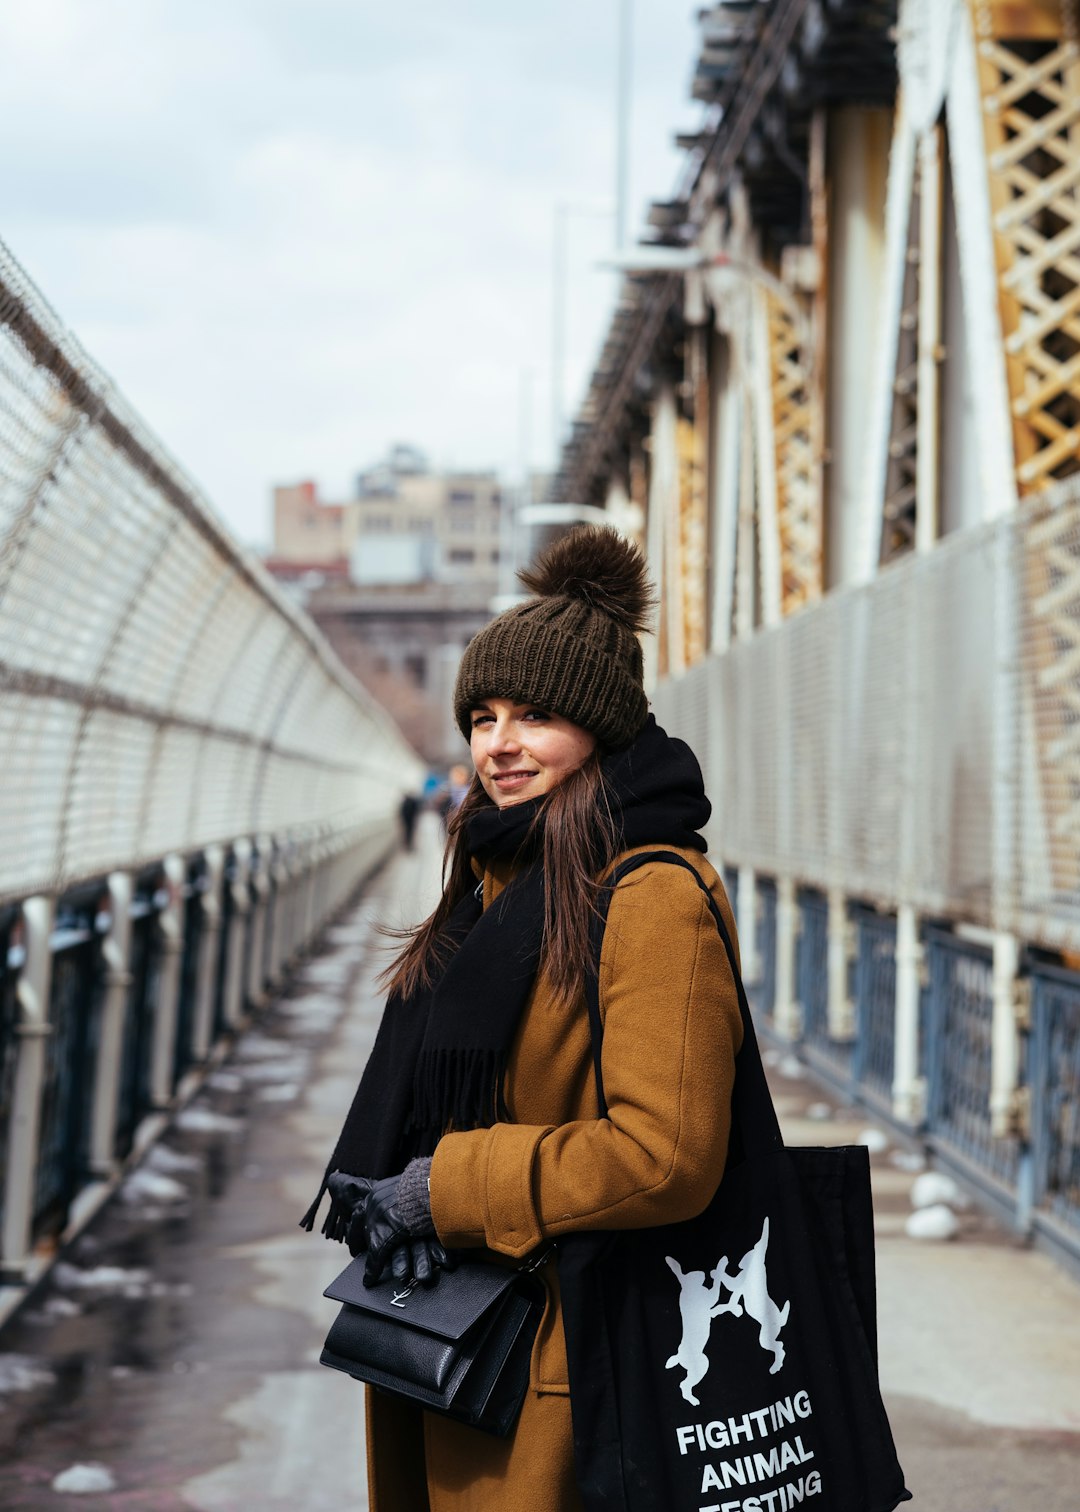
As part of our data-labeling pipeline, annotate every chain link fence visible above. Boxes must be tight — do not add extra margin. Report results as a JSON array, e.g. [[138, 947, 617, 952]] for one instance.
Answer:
[[0, 239, 422, 1290], [0, 240, 418, 904], [655, 477, 1080, 949], [653, 477, 1080, 1261]]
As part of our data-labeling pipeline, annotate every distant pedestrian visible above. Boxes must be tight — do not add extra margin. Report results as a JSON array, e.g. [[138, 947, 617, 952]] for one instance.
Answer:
[[303, 526, 742, 1511], [398, 792, 420, 850], [435, 763, 471, 835]]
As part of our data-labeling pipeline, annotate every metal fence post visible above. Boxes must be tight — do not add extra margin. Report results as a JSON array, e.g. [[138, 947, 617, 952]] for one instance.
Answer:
[[223, 839, 252, 1029], [774, 877, 801, 1040], [300, 840, 317, 950], [893, 902, 926, 1125], [1, 898, 55, 1278], [192, 847, 224, 1060], [246, 840, 269, 1010], [150, 854, 186, 1108], [267, 843, 288, 985], [990, 931, 1028, 1140], [826, 887, 856, 1038], [737, 864, 759, 984], [89, 874, 134, 1175]]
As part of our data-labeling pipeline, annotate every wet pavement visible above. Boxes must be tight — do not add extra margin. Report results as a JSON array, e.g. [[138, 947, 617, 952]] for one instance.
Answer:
[[1, 812, 1078, 1510]]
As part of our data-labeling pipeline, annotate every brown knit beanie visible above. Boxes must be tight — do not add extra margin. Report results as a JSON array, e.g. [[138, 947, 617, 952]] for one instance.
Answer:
[[453, 525, 655, 750]]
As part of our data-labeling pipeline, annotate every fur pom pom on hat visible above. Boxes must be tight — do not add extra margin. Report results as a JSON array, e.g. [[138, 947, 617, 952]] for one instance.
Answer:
[[453, 525, 656, 749]]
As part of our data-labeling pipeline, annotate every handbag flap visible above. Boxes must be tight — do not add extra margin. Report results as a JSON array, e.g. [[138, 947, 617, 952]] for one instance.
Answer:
[[323, 1255, 519, 1341]]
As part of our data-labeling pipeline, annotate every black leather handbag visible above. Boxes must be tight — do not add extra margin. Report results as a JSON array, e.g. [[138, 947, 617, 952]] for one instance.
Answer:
[[318, 1249, 547, 1437]]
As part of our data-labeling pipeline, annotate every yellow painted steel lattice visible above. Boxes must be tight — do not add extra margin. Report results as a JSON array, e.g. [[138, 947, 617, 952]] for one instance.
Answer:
[[972, 0, 1080, 490], [766, 292, 823, 611]]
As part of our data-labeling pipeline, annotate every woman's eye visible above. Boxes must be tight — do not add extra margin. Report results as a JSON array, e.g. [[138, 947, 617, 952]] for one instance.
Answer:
[[471, 714, 493, 728], [522, 709, 549, 722]]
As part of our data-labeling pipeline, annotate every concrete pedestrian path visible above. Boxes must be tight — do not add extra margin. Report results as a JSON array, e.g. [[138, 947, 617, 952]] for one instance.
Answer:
[[0, 812, 1078, 1510]]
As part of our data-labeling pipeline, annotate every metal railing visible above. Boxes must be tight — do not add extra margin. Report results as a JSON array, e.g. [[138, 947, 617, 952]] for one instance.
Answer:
[[753, 876, 778, 1021], [925, 929, 1023, 1199], [651, 482, 1080, 1263], [851, 907, 898, 1109], [1030, 965, 1080, 1241], [0, 238, 422, 1286]]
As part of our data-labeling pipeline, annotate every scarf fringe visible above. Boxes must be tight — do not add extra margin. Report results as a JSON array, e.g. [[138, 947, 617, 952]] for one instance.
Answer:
[[298, 1178, 353, 1243], [299, 1180, 326, 1233], [409, 1046, 505, 1139]]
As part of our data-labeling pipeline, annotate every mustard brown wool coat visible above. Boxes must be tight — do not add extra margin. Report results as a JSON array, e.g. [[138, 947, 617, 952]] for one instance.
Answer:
[[363, 843, 744, 1512]]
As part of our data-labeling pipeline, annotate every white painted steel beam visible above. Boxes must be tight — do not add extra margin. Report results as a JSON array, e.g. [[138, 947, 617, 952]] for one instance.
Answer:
[[223, 840, 253, 1030], [192, 847, 225, 1061], [827, 887, 856, 1040], [915, 126, 944, 554], [90, 873, 134, 1176], [1, 897, 55, 1277], [855, 103, 916, 583], [773, 877, 801, 1040], [990, 931, 1028, 1139], [892, 903, 927, 1126], [150, 853, 186, 1108], [737, 864, 759, 985], [945, 1, 1018, 519]]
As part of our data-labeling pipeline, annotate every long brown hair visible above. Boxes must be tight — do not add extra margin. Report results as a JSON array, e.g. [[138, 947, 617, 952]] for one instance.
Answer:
[[383, 751, 622, 1007]]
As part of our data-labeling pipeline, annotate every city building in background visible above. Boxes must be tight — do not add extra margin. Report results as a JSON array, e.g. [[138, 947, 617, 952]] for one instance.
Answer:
[[265, 448, 524, 765]]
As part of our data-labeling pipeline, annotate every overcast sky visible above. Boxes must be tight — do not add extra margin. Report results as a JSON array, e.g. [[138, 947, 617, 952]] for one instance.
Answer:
[[0, 0, 702, 547]]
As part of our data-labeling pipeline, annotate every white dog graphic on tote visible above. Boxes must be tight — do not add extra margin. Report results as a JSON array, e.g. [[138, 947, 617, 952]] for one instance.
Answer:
[[666, 1218, 790, 1403]]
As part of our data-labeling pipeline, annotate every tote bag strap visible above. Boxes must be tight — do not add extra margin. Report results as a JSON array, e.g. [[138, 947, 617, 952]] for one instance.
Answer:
[[585, 850, 783, 1156]]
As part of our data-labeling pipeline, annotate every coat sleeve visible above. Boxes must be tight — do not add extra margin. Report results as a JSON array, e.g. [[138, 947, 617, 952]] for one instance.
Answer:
[[428, 861, 744, 1260]]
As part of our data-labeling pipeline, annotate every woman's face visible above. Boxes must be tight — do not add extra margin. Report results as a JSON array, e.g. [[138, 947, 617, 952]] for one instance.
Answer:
[[469, 698, 597, 808]]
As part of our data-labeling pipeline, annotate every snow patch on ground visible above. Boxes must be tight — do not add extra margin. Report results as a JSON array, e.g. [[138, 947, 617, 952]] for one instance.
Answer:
[[206, 1071, 244, 1094], [258, 1083, 301, 1102], [147, 1143, 202, 1175], [277, 998, 341, 1033], [857, 1127, 890, 1154], [805, 1101, 833, 1121], [280, 992, 340, 1016], [911, 1172, 969, 1210], [120, 1168, 188, 1205], [905, 1204, 960, 1241], [233, 1034, 287, 1061], [53, 1263, 151, 1293], [176, 1107, 242, 1135], [298, 957, 356, 986], [23, 1295, 82, 1325], [53, 1263, 192, 1300], [0, 1354, 56, 1393], [777, 1055, 805, 1080], [326, 924, 369, 946], [53, 1463, 116, 1494], [239, 1055, 310, 1084], [888, 1149, 927, 1173]]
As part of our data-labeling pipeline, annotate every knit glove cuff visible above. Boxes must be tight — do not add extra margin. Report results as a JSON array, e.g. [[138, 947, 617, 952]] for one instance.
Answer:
[[396, 1156, 435, 1237]]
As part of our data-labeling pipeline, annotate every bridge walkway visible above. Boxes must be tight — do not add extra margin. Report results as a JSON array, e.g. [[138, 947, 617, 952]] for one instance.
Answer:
[[0, 813, 1077, 1511]]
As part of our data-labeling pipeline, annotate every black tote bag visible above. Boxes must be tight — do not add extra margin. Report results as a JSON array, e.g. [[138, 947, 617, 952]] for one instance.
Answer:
[[559, 852, 911, 1512]]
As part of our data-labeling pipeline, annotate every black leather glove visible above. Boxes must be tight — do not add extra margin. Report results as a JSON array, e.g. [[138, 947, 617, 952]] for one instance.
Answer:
[[379, 1235, 457, 1290], [327, 1167, 453, 1288], [362, 1174, 422, 1287], [326, 1170, 374, 1256]]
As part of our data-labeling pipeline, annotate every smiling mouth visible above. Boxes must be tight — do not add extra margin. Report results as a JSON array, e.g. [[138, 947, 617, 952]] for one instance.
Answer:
[[492, 770, 537, 786]]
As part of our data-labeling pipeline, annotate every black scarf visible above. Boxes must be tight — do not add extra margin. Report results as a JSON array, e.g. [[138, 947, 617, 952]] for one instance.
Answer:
[[301, 716, 710, 1240]]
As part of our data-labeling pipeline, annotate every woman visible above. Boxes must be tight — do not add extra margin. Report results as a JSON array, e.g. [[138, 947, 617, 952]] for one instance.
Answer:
[[303, 525, 743, 1511]]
